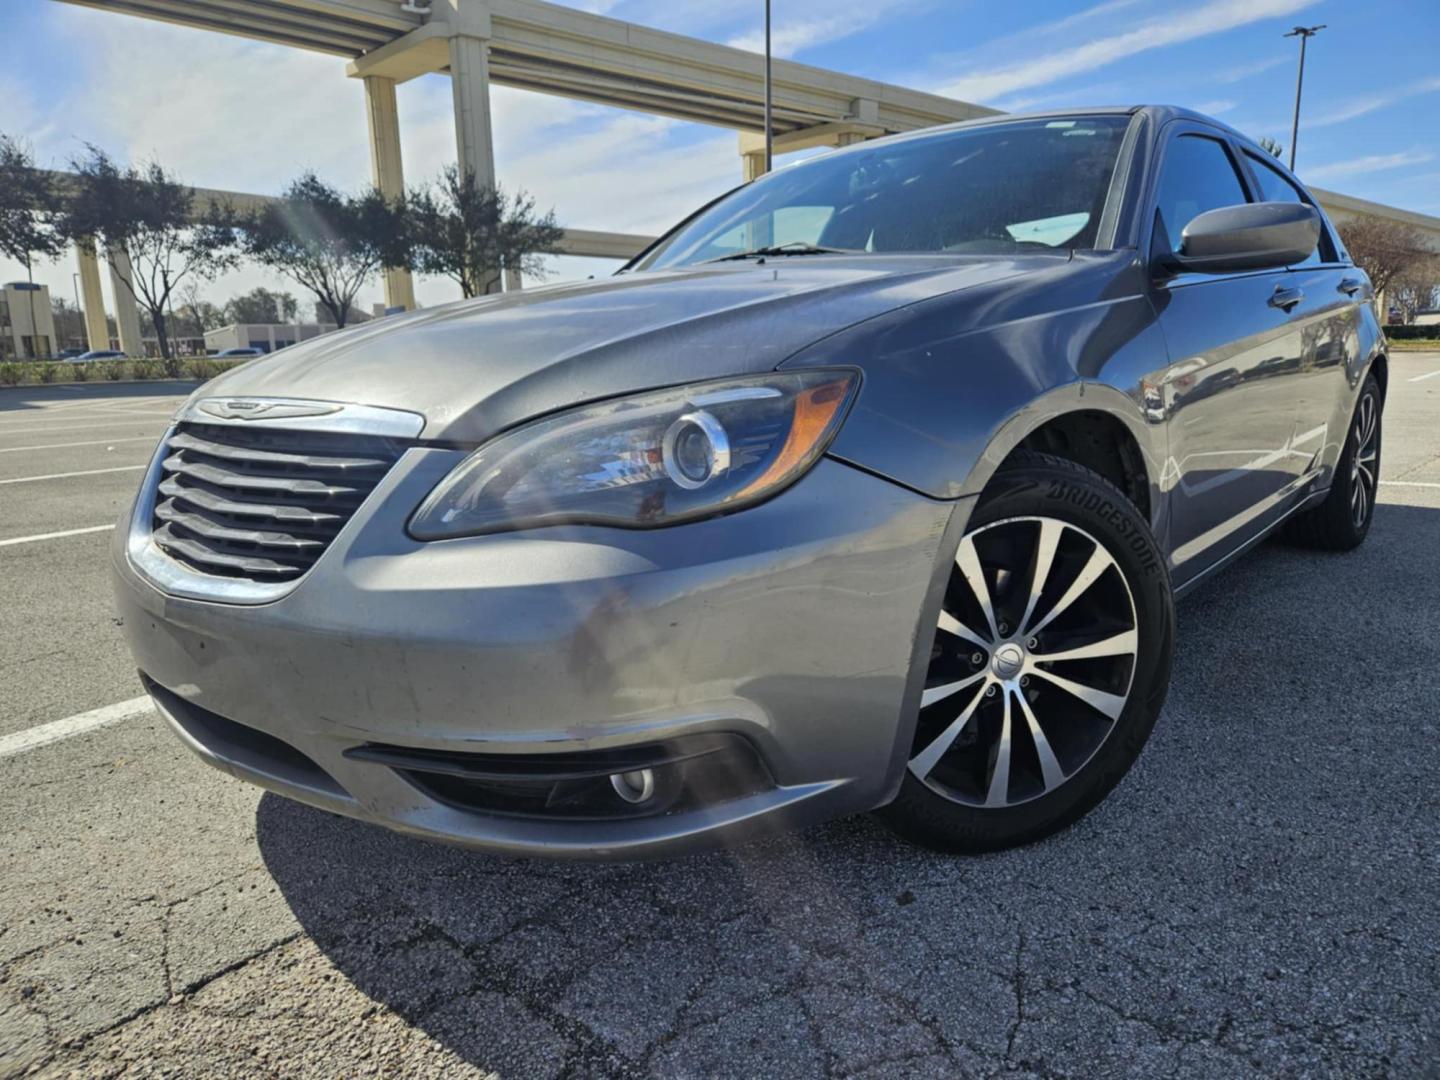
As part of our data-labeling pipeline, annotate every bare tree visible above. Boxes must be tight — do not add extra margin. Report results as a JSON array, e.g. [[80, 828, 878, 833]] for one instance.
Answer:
[[59, 146, 239, 371], [1390, 264, 1440, 322], [1336, 216, 1437, 302], [0, 135, 64, 358], [407, 166, 564, 298]]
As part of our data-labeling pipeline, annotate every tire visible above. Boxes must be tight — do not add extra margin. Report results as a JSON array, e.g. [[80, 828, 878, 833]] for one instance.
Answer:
[[1281, 373, 1382, 551], [879, 451, 1174, 853]]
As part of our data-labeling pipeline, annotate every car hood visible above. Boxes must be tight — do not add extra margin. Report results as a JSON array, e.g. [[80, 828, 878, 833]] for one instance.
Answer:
[[196, 255, 1061, 442]]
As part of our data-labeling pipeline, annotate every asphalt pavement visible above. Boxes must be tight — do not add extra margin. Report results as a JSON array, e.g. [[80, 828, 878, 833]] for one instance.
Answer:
[[1, 363, 1438, 1079]]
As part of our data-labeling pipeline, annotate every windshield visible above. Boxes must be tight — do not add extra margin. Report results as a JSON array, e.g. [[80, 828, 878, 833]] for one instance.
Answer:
[[638, 115, 1132, 271]]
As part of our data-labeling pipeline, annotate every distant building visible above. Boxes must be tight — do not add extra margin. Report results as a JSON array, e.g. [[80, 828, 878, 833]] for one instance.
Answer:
[[203, 323, 337, 354], [1416, 309, 1440, 327], [0, 282, 57, 359]]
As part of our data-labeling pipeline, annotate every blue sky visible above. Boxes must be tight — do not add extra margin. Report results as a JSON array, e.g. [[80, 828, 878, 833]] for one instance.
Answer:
[[3, 0, 1437, 313]]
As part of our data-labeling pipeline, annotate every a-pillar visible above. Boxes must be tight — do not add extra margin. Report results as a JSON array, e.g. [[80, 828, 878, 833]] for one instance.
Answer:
[[74, 239, 109, 351], [364, 75, 417, 312], [106, 244, 144, 357]]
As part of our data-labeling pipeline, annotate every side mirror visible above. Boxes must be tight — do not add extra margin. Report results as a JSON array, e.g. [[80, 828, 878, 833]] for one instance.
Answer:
[[1163, 201, 1320, 274]]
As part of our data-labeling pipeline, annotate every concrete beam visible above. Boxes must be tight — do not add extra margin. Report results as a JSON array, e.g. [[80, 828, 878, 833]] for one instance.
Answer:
[[364, 75, 417, 311], [74, 240, 110, 352], [738, 121, 883, 158]]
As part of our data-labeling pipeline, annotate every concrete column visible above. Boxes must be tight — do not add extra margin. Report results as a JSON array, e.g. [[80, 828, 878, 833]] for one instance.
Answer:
[[106, 244, 144, 357], [364, 74, 417, 313], [741, 146, 767, 183], [503, 266, 522, 292], [448, 33, 500, 294], [74, 239, 109, 352], [448, 35, 496, 189]]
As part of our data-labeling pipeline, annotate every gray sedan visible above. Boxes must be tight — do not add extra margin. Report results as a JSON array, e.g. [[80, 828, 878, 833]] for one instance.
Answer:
[[112, 106, 1383, 857]]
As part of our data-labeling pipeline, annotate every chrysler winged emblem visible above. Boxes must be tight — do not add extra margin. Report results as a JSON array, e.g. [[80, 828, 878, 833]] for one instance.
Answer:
[[198, 399, 343, 421]]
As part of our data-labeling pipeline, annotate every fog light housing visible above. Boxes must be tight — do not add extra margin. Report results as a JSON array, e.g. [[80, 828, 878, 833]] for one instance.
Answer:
[[610, 768, 656, 804]]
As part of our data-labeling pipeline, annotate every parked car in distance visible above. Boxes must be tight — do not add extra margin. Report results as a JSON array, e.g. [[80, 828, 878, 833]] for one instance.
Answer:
[[56, 347, 87, 360], [214, 347, 265, 358], [73, 349, 126, 362], [113, 106, 1384, 858]]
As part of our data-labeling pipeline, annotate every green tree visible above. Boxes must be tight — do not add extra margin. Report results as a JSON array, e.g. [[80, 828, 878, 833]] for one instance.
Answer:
[[58, 146, 239, 372], [407, 165, 564, 298], [224, 286, 300, 325], [0, 135, 64, 358], [239, 174, 404, 328]]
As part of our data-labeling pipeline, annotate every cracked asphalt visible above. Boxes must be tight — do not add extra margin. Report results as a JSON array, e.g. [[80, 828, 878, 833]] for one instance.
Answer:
[[2, 363, 1439, 1079]]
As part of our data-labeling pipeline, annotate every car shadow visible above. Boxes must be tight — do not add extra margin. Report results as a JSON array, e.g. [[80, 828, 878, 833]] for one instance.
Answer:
[[256, 500, 1440, 1078]]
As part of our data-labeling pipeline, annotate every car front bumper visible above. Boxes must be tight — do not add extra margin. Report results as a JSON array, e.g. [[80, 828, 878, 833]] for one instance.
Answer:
[[112, 445, 964, 859]]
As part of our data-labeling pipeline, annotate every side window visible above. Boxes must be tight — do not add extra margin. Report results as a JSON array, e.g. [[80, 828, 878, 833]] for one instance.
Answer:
[[1153, 134, 1249, 254], [1243, 151, 1334, 264]]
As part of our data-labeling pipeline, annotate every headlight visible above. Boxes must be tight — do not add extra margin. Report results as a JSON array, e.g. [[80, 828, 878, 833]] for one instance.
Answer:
[[409, 369, 859, 539]]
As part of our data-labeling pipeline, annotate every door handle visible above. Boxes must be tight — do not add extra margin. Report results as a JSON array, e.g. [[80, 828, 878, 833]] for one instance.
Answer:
[[1338, 277, 1364, 296], [1269, 286, 1304, 311]]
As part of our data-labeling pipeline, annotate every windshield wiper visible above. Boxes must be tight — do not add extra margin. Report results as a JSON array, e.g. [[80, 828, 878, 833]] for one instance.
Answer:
[[703, 242, 865, 264]]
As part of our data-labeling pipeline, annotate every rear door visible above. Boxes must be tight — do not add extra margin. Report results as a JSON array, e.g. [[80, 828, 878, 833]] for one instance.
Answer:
[[1147, 125, 1312, 580]]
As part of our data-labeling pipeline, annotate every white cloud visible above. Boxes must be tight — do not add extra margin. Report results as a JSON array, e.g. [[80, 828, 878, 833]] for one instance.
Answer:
[[1194, 99, 1238, 116], [1310, 76, 1440, 129], [936, 0, 1318, 103], [727, 1, 917, 59], [1305, 149, 1435, 181]]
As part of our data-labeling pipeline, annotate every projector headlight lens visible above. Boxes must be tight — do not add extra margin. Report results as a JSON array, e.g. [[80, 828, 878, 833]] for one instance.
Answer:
[[409, 369, 858, 539]]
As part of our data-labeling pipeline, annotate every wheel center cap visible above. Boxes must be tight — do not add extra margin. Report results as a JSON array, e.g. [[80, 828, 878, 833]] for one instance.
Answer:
[[992, 643, 1026, 680]]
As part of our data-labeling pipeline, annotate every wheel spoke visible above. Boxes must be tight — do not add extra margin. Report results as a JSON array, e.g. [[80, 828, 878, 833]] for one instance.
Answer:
[[1032, 628, 1137, 663], [1027, 541, 1115, 638], [1030, 667, 1128, 720], [919, 670, 987, 708], [937, 609, 990, 649], [909, 683, 988, 779], [983, 688, 1013, 807], [956, 534, 1001, 641], [1357, 461, 1374, 489], [1357, 448, 1376, 465], [1018, 519, 1063, 637], [1015, 689, 1065, 793]]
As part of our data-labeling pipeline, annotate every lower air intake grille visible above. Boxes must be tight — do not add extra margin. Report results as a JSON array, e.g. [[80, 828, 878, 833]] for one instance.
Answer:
[[150, 421, 405, 582]]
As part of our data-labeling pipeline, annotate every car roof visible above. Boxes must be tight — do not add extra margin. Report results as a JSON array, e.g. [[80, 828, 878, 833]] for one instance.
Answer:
[[817, 104, 1265, 158]]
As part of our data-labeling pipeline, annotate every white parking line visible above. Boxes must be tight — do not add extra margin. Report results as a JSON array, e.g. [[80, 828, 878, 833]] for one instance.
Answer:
[[1407, 369, 1440, 383], [0, 465, 146, 485], [0, 525, 114, 548], [1380, 480, 1440, 489], [0, 435, 154, 454], [0, 696, 154, 761]]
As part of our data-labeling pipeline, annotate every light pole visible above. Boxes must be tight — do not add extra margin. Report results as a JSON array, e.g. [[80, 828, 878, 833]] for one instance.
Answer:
[[763, 0, 773, 173], [1284, 24, 1325, 171]]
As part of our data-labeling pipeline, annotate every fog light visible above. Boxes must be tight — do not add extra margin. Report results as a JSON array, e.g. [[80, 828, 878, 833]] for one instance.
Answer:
[[661, 410, 730, 489], [610, 768, 656, 804]]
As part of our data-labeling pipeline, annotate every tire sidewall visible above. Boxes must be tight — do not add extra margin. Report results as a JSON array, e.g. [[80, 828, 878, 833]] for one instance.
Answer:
[[882, 459, 1175, 852]]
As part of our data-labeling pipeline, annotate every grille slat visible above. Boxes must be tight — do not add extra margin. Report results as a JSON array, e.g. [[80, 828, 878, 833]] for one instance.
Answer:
[[167, 430, 394, 474], [149, 422, 405, 583], [157, 476, 348, 527]]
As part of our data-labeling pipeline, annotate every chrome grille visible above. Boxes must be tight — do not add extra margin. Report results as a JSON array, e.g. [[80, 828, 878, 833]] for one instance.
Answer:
[[150, 422, 406, 582]]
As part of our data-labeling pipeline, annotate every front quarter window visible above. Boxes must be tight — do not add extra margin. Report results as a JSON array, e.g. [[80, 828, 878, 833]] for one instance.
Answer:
[[638, 115, 1132, 271]]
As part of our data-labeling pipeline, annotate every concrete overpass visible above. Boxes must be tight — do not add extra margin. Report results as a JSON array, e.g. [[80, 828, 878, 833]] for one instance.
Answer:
[[46, 0, 1440, 351]]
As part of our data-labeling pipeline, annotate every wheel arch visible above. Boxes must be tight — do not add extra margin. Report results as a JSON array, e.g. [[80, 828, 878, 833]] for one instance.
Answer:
[[962, 383, 1163, 528]]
